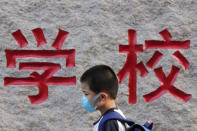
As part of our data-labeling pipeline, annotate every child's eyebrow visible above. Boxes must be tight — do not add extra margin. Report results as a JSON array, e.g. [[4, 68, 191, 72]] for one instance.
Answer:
[[82, 90, 88, 93]]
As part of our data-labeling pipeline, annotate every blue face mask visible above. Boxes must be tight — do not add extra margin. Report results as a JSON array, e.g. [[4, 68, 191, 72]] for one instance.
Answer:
[[81, 93, 101, 112]]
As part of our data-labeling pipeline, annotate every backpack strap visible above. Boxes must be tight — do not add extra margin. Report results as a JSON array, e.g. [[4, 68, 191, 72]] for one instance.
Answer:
[[98, 111, 135, 131]]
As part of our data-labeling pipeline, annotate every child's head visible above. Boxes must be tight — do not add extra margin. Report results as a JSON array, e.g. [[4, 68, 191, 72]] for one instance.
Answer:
[[80, 64, 118, 112]]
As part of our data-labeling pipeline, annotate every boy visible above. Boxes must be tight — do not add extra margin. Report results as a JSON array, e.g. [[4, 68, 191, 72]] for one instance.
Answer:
[[79, 64, 128, 131]]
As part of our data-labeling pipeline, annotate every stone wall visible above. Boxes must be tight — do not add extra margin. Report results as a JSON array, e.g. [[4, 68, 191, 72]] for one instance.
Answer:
[[0, 0, 196, 130]]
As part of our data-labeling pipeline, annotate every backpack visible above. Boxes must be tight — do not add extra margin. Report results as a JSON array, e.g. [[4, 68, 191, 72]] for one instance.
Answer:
[[98, 111, 153, 131]]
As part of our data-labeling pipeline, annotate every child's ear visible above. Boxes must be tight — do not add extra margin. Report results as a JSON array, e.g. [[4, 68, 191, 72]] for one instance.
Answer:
[[100, 92, 108, 100]]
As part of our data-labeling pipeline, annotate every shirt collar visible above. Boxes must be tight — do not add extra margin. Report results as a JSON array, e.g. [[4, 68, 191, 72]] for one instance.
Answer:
[[93, 107, 118, 125]]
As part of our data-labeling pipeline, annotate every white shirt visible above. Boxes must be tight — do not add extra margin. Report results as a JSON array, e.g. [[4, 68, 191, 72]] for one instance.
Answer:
[[93, 108, 129, 131]]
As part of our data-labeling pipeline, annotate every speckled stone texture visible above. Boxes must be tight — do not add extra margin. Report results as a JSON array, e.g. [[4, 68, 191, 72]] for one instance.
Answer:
[[0, 0, 196, 131]]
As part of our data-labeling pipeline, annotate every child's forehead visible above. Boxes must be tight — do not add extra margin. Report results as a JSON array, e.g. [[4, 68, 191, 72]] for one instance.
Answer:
[[80, 82, 90, 90]]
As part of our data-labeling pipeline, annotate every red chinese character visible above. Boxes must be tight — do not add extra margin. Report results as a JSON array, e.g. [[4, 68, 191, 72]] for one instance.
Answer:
[[143, 29, 192, 103], [117, 29, 148, 104], [4, 28, 76, 104]]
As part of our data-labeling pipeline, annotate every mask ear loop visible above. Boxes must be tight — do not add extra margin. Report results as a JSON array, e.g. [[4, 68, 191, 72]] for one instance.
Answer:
[[94, 99, 102, 109], [89, 93, 102, 108]]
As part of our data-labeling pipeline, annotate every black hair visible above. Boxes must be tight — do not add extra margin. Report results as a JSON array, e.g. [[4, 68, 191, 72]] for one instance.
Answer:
[[80, 64, 119, 99]]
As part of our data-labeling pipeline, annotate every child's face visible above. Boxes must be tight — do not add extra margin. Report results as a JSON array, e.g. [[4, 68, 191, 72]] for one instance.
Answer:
[[80, 82, 110, 112], [80, 82, 105, 110]]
